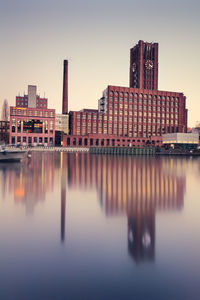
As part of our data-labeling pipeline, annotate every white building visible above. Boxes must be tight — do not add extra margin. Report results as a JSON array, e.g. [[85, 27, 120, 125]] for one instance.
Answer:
[[55, 114, 69, 134], [162, 133, 199, 148]]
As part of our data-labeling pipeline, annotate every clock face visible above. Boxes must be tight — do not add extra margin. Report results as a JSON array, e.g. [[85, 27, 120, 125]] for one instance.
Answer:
[[145, 60, 153, 70], [132, 63, 136, 72]]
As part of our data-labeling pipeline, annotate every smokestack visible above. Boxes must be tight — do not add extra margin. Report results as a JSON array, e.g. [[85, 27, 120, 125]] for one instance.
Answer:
[[62, 60, 68, 114]]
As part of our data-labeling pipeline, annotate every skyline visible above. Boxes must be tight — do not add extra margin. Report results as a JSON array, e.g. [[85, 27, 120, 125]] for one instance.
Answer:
[[0, 0, 200, 127]]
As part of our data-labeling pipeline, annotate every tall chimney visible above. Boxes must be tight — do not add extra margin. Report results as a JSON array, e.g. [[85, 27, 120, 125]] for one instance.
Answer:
[[62, 60, 68, 114]]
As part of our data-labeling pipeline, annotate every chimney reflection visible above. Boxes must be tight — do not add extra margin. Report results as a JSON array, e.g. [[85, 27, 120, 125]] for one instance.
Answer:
[[60, 152, 67, 243], [67, 153, 186, 264]]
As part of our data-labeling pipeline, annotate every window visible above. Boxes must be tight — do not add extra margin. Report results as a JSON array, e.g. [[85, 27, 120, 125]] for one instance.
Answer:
[[11, 137, 15, 145], [17, 120, 21, 133], [12, 119, 16, 132]]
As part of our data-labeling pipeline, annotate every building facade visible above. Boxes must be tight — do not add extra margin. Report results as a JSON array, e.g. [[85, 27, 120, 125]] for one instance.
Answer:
[[66, 85, 187, 147], [129, 40, 158, 91], [55, 113, 69, 146], [64, 40, 187, 148], [162, 133, 199, 149], [98, 86, 187, 137], [9, 85, 55, 146], [55, 114, 69, 134], [0, 121, 9, 144]]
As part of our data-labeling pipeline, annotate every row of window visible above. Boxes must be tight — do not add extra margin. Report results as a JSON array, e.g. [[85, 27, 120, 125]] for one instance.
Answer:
[[76, 113, 178, 123], [76, 110, 179, 121], [109, 91, 180, 101], [11, 109, 54, 117], [11, 119, 54, 134], [16, 97, 47, 103], [67, 137, 160, 147], [108, 98, 179, 106], [76, 119, 178, 132], [11, 136, 53, 145], [109, 106, 179, 112], [75, 127, 179, 137]]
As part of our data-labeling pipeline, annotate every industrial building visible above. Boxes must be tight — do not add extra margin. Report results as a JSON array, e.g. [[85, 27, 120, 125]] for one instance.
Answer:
[[162, 133, 199, 150], [63, 40, 187, 147], [9, 85, 55, 146], [0, 121, 9, 144]]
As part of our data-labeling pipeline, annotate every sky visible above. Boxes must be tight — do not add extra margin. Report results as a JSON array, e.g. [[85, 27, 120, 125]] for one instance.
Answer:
[[0, 0, 199, 127]]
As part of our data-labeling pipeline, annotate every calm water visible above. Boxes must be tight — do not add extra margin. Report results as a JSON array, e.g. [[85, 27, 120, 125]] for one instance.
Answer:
[[0, 152, 200, 300]]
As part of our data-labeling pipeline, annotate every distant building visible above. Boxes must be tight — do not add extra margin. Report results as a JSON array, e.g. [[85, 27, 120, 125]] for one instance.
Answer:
[[9, 85, 55, 146], [162, 133, 199, 149], [55, 114, 69, 134], [0, 121, 9, 144], [55, 114, 69, 146], [65, 40, 188, 148], [16, 85, 48, 109], [191, 126, 200, 143]]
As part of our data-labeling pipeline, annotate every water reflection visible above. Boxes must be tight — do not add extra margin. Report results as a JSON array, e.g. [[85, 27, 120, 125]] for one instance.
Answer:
[[67, 154, 186, 263], [60, 152, 67, 243], [0, 153, 55, 214], [0, 153, 187, 263]]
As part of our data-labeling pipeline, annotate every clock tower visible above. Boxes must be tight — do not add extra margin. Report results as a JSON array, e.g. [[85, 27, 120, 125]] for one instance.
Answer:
[[129, 40, 158, 90]]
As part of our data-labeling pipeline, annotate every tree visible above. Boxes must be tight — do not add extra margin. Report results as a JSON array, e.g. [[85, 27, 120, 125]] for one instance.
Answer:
[[1, 99, 9, 121]]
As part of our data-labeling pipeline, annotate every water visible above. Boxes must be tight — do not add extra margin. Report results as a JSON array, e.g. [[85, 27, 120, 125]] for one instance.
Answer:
[[0, 152, 200, 300]]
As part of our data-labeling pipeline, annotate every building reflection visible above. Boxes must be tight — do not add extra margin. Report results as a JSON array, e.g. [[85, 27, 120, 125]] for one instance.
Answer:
[[0, 152, 187, 260], [67, 153, 186, 264], [0, 153, 55, 214]]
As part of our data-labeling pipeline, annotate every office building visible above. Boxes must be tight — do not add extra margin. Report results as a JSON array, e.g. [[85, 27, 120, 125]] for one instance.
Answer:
[[63, 40, 188, 147], [9, 85, 55, 146]]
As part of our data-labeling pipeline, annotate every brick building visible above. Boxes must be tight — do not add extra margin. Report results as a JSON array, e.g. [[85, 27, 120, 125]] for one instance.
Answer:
[[130, 40, 159, 91], [9, 85, 55, 146], [0, 121, 9, 144], [63, 40, 187, 148]]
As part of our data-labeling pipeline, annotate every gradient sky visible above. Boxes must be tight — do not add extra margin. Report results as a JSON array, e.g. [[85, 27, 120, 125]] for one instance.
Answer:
[[0, 0, 199, 126]]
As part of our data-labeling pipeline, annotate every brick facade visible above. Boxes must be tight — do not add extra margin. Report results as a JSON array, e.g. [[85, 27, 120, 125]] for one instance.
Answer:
[[130, 40, 159, 91], [9, 106, 55, 146], [0, 121, 9, 144]]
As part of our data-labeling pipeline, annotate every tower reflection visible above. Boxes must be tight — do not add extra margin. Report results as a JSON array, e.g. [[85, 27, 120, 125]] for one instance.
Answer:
[[127, 206, 155, 263], [67, 153, 186, 263]]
